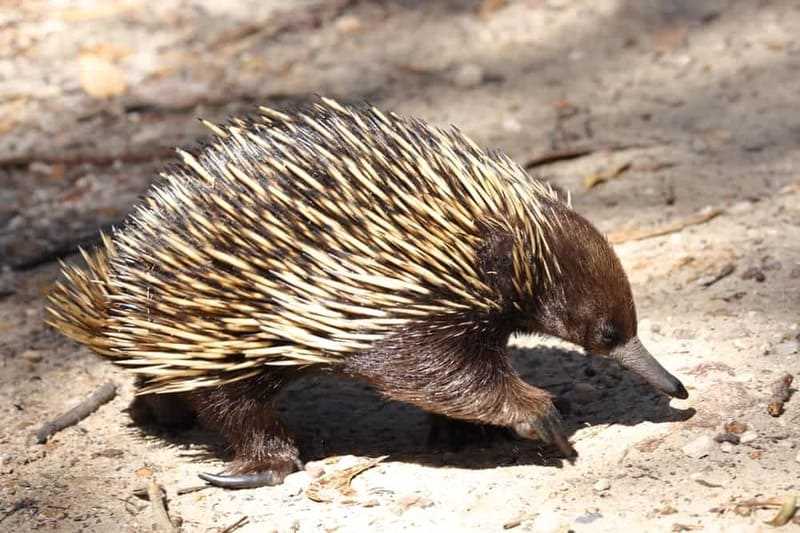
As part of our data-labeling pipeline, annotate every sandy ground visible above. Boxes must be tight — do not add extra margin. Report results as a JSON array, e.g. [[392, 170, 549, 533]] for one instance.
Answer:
[[1, 0, 799, 531]]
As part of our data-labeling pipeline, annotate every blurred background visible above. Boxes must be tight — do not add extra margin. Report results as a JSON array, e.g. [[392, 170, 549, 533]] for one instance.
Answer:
[[2, 0, 799, 268], [1, 1, 799, 531]]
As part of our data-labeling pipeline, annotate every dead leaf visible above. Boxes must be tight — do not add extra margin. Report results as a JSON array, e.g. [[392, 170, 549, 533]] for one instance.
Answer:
[[583, 161, 632, 189], [79, 54, 127, 98], [305, 456, 386, 503]]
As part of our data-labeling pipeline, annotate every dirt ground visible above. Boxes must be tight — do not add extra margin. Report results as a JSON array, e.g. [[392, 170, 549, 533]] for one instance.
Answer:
[[1, 0, 799, 531]]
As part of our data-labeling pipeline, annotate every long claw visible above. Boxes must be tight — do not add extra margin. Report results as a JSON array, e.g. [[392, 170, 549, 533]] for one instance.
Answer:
[[513, 409, 577, 460], [198, 470, 283, 489]]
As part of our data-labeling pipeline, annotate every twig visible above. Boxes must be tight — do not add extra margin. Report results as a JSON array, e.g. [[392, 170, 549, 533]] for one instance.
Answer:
[[608, 206, 723, 244], [148, 479, 179, 533], [767, 373, 794, 417], [176, 485, 212, 496], [35, 383, 117, 444], [699, 263, 736, 288], [219, 516, 249, 533], [524, 142, 657, 170], [524, 147, 595, 169], [0, 148, 175, 169], [583, 161, 632, 189]]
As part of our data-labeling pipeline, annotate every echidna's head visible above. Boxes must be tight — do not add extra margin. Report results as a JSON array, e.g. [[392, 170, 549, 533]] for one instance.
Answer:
[[524, 206, 688, 399]]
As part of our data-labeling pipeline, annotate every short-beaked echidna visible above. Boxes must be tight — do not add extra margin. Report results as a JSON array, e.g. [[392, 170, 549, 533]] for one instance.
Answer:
[[48, 97, 687, 488]]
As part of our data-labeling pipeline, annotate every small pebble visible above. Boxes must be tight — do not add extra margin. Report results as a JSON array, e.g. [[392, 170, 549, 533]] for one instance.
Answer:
[[772, 340, 799, 356], [682, 435, 714, 459], [739, 431, 758, 444], [796, 450, 800, 463], [282, 470, 311, 497], [20, 350, 42, 362], [334, 15, 362, 33], [714, 433, 740, 445], [720, 442, 734, 453], [741, 267, 765, 282], [593, 478, 611, 492], [724, 421, 747, 435], [304, 462, 325, 478], [450, 63, 484, 88], [790, 265, 800, 279]]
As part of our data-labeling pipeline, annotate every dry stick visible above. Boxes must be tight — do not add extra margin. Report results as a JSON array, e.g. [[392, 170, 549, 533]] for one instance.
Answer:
[[219, 516, 249, 533], [148, 479, 179, 533], [608, 207, 723, 245], [767, 373, 794, 417], [35, 382, 117, 444]]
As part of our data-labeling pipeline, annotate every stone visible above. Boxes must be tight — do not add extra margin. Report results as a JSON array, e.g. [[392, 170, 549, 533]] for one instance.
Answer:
[[739, 431, 758, 444], [593, 478, 611, 492], [20, 350, 42, 362], [450, 64, 484, 88], [720, 442, 734, 453], [682, 435, 714, 459]]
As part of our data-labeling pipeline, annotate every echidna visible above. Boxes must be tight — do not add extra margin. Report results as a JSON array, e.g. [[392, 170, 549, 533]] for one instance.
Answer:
[[48, 97, 687, 489]]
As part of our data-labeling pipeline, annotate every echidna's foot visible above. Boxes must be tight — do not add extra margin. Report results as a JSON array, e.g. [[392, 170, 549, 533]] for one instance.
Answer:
[[427, 414, 515, 451], [199, 456, 301, 489], [513, 406, 576, 460], [128, 392, 196, 430]]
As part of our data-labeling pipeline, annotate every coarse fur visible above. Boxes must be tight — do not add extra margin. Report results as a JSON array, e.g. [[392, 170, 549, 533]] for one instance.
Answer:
[[48, 97, 657, 487]]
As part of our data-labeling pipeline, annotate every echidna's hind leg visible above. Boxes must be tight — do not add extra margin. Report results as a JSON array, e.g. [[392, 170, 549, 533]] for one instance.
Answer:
[[192, 370, 301, 489]]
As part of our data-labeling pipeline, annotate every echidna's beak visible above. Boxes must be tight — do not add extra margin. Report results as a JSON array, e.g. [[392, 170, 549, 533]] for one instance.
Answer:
[[611, 337, 688, 399]]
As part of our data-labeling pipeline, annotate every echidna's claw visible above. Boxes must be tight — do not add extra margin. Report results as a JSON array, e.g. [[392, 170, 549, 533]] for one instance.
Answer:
[[198, 470, 284, 489], [513, 407, 577, 461]]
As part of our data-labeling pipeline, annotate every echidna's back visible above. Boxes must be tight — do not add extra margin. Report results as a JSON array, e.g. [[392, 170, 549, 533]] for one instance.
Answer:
[[48, 98, 561, 393]]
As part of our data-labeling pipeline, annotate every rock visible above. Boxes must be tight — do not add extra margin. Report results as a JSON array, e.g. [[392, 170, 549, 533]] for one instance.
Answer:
[[796, 450, 800, 464], [334, 15, 362, 33], [19, 350, 42, 362], [772, 340, 799, 356], [741, 267, 765, 282], [724, 421, 748, 434], [282, 470, 311, 497], [531, 510, 565, 533], [739, 431, 758, 444], [593, 478, 610, 492], [682, 435, 714, 459], [720, 442, 734, 453], [728, 200, 753, 214], [304, 461, 325, 478], [714, 433, 740, 445], [450, 63, 484, 88]]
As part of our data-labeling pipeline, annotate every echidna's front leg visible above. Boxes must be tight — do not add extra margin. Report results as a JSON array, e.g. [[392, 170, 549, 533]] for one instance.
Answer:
[[347, 335, 576, 458], [192, 372, 301, 489]]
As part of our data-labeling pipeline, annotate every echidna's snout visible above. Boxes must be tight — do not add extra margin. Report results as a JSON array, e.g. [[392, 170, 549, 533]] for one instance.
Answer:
[[611, 337, 688, 399]]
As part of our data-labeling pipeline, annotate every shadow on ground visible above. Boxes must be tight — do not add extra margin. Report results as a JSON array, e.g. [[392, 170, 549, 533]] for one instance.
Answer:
[[126, 344, 694, 473]]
